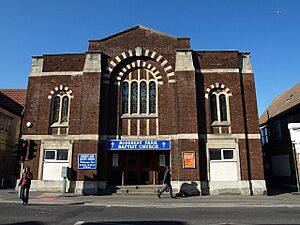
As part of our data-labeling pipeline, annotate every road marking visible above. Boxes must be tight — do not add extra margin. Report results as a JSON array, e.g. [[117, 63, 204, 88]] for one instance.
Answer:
[[74, 221, 85, 225]]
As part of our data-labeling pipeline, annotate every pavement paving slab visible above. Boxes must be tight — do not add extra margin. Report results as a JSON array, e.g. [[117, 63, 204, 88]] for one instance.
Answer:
[[1, 188, 300, 208]]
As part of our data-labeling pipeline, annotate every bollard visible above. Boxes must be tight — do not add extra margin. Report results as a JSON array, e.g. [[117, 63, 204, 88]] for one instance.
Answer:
[[61, 166, 68, 194], [62, 177, 67, 194], [122, 171, 124, 186]]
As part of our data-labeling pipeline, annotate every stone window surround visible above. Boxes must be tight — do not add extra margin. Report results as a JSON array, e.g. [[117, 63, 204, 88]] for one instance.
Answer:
[[209, 90, 231, 127], [48, 85, 73, 128]]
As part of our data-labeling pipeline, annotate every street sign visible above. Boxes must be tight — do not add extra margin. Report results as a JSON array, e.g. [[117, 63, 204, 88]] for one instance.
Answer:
[[107, 140, 171, 150], [78, 154, 97, 169]]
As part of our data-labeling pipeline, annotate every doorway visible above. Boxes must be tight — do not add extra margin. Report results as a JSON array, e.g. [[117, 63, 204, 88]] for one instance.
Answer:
[[108, 151, 169, 185]]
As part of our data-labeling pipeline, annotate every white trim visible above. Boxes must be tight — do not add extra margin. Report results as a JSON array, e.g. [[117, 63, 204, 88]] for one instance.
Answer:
[[234, 134, 261, 139], [115, 56, 121, 62], [110, 61, 117, 67], [30, 71, 83, 77], [22, 133, 261, 141], [156, 55, 162, 62], [164, 65, 172, 72], [151, 52, 156, 59], [197, 69, 239, 73], [121, 52, 127, 59], [161, 60, 168, 66]]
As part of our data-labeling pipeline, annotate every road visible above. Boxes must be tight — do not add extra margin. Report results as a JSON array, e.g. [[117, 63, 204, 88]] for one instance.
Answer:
[[0, 202, 300, 225]]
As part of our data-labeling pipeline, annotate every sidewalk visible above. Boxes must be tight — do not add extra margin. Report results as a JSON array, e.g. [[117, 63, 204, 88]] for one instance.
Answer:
[[1, 188, 300, 208]]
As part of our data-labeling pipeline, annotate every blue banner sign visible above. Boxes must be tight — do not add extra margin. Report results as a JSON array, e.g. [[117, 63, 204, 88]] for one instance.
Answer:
[[107, 140, 171, 150], [78, 154, 97, 169]]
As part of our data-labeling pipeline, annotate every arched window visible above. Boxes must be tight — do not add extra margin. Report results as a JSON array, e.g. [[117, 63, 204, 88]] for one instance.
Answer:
[[140, 81, 147, 114], [131, 82, 138, 114], [52, 95, 60, 124], [219, 94, 227, 122], [50, 91, 70, 125], [121, 82, 129, 114], [121, 69, 157, 116], [61, 96, 69, 123], [149, 81, 156, 114], [209, 90, 230, 125], [210, 94, 218, 123]]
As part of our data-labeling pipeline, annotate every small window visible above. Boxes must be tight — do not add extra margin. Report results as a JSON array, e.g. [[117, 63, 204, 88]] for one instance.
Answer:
[[61, 96, 69, 123], [44, 150, 55, 160], [219, 94, 227, 122], [149, 81, 156, 114], [57, 150, 68, 160], [210, 149, 221, 160], [130, 82, 138, 114], [210, 95, 218, 122], [121, 82, 129, 114], [44, 149, 68, 161], [210, 148, 235, 161], [260, 126, 269, 145], [0, 113, 12, 133], [223, 150, 234, 159], [275, 121, 282, 140], [140, 81, 147, 114]]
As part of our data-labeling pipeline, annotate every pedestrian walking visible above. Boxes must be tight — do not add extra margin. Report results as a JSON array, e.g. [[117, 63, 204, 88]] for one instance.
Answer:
[[19, 167, 33, 205], [157, 166, 175, 198]]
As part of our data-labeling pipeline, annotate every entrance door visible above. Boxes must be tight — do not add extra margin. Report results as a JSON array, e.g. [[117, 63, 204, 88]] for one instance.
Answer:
[[108, 151, 169, 185], [127, 153, 139, 184]]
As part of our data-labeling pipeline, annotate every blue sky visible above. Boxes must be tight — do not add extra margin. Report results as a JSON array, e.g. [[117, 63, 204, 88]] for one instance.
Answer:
[[0, 0, 299, 115]]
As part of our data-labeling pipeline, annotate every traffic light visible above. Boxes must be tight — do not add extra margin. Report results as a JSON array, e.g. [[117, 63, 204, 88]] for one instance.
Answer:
[[28, 140, 37, 160], [20, 139, 28, 158]]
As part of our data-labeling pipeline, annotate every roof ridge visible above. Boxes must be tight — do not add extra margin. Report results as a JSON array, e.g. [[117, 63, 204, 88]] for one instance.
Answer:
[[89, 25, 178, 42]]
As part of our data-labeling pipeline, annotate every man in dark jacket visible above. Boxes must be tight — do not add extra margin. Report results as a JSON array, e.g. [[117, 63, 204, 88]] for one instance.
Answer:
[[157, 166, 174, 198]]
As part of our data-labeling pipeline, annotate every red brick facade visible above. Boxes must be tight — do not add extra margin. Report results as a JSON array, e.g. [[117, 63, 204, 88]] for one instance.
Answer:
[[22, 26, 265, 195]]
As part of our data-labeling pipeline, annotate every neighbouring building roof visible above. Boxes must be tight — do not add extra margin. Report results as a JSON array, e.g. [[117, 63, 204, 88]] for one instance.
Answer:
[[260, 82, 300, 125], [0, 89, 27, 115]]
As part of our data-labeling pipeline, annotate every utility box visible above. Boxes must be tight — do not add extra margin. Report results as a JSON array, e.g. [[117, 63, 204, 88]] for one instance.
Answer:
[[61, 166, 69, 178]]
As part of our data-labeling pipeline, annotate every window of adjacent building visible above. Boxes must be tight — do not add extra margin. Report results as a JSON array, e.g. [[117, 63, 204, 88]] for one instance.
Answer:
[[274, 121, 283, 140], [209, 149, 234, 161], [44, 149, 68, 161], [0, 112, 12, 134], [50, 91, 70, 126], [260, 126, 269, 145], [121, 70, 157, 117], [209, 90, 230, 125]]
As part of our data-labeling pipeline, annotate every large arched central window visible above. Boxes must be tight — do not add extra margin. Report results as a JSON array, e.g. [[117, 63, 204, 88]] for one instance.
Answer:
[[121, 68, 157, 117]]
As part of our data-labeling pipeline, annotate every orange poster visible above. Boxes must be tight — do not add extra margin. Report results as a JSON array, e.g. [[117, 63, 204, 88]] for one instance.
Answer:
[[183, 152, 195, 168]]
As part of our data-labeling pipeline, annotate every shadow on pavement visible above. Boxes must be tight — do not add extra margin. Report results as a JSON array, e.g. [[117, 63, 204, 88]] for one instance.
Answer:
[[84, 222, 187, 225], [267, 184, 298, 196]]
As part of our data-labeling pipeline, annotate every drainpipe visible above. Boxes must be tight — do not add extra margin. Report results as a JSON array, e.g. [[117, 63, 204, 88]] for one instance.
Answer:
[[291, 143, 300, 192]]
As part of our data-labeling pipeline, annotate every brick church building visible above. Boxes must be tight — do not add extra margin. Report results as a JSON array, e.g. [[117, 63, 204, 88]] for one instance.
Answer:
[[22, 26, 266, 195]]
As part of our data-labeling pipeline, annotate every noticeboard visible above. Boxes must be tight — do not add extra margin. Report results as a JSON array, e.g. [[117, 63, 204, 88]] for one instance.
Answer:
[[182, 151, 196, 168], [78, 154, 97, 170]]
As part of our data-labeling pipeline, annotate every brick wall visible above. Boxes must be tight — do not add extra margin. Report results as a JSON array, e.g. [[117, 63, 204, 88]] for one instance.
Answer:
[[23, 26, 265, 186]]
